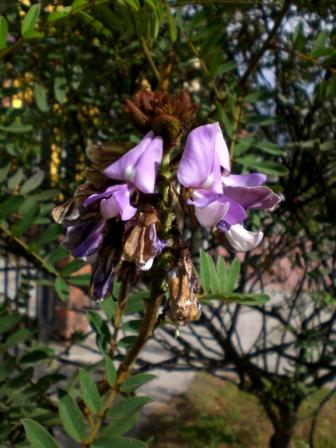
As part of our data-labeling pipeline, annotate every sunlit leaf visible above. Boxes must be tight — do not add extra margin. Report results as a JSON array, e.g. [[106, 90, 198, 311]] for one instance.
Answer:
[[22, 4, 40, 37], [22, 419, 60, 448]]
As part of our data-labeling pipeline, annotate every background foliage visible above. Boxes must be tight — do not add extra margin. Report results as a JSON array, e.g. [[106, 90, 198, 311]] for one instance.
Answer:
[[0, 0, 335, 447]]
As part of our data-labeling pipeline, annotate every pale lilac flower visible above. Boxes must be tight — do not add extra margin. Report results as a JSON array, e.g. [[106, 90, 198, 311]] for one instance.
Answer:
[[178, 123, 281, 251], [84, 184, 137, 221], [177, 123, 230, 193], [103, 131, 163, 194], [84, 132, 163, 222]]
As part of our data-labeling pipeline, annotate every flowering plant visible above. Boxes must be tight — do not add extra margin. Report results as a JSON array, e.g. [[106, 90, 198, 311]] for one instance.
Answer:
[[53, 90, 280, 325]]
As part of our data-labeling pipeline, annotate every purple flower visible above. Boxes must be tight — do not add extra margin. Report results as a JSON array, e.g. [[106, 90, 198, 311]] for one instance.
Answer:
[[178, 123, 281, 251], [63, 219, 105, 259], [84, 184, 137, 221], [84, 132, 164, 223], [90, 251, 115, 301], [103, 131, 163, 194]]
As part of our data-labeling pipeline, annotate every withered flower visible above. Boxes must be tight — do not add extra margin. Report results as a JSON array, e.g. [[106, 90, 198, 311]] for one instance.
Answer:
[[122, 207, 167, 271], [167, 248, 201, 326]]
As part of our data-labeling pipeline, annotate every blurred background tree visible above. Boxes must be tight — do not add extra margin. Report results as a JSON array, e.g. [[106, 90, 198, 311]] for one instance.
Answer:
[[0, 0, 335, 447]]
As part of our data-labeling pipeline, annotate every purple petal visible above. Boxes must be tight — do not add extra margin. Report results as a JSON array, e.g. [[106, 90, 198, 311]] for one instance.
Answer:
[[217, 199, 247, 230], [90, 254, 114, 300], [223, 186, 281, 210], [132, 137, 163, 193], [64, 220, 105, 259], [148, 225, 167, 256], [224, 224, 263, 252], [223, 173, 267, 187], [100, 185, 137, 220], [196, 200, 229, 227], [84, 184, 137, 221], [103, 131, 163, 193], [190, 191, 247, 228], [177, 123, 228, 192], [83, 185, 122, 208], [188, 190, 222, 207], [214, 123, 230, 173]]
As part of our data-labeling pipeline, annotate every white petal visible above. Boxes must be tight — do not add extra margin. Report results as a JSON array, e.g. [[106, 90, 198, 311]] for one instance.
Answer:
[[224, 224, 263, 252], [138, 257, 154, 271]]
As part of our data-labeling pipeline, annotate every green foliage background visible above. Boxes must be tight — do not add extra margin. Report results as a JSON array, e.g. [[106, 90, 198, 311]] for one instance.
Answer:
[[0, 0, 335, 447]]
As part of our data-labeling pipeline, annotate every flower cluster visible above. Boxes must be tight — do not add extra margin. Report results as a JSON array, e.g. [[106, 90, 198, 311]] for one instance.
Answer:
[[53, 90, 280, 324]]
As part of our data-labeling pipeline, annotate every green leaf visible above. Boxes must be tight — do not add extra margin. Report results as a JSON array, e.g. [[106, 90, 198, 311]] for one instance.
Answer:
[[118, 336, 137, 348], [201, 292, 270, 305], [164, 3, 177, 42], [46, 246, 68, 264], [100, 297, 117, 320], [100, 412, 140, 437], [12, 203, 40, 236], [292, 21, 305, 51], [22, 4, 40, 37], [31, 224, 62, 249], [0, 16, 8, 50], [34, 83, 49, 112], [243, 89, 272, 103], [60, 259, 85, 275], [79, 368, 101, 413], [120, 373, 156, 393], [311, 30, 329, 58], [216, 256, 227, 294], [87, 311, 110, 353], [0, 313, 21, 333], [77, 12, 112, 38], [254, 141, 284, 156], [0, 163, 10, 183], [22, 30, 44, 39], [212, 61, 236, 77], [208, 255, 219, 294], [54, 277, 69, 302], [58, 392, 86, 443], [20, 170, 44, 194], [21, 348, 54, 363], [54, 77, 67, 104], [122, 0, 140, 11], [8, 168, 24, 190], [216, 104, 233, 137], [67, 274, 90, 287], [5, 329, 32, 348], [226, 258, 240, 293], [104, 356, 117, 386], [124, 292, 148, 315], [22, 418, 60, 448], [236, 157, 288, 176], [0, 196, 24, 220], [0, 122, 32, 133], [92, 436, 147, 448], [107, 396, 152, 419], [199, 250, 212, 293], [48, 7, 71, 23]]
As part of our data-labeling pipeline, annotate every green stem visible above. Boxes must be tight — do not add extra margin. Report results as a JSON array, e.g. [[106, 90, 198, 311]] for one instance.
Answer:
[[0, 223, 59, 277], [230, 102, 242, 160], [82, 283, 164, 447]]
